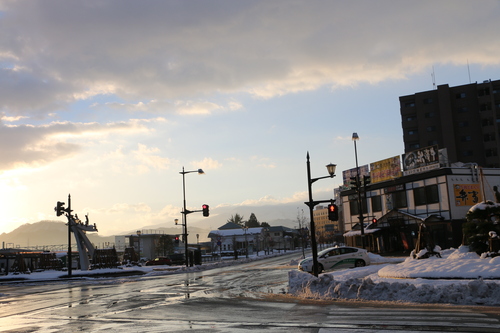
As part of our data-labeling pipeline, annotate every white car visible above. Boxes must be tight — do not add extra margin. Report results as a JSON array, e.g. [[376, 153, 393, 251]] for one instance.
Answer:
[[298, 246, 370, 273]]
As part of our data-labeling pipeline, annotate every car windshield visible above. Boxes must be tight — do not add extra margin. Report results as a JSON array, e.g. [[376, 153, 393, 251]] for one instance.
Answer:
[[318, 247, 339, 257]]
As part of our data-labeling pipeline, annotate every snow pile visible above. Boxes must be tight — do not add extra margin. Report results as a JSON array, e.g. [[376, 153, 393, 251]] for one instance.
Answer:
[[288, 248, 500, 306], [446, 245, 480, 259]]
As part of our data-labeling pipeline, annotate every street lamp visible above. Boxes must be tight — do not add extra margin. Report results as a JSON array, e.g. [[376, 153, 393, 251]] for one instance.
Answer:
[[136, 230, 141, 263], [243, 226, 249, 258], [352, 132, 365, 249], [180, 167, 205, 267], [305, 152, 337, 277]]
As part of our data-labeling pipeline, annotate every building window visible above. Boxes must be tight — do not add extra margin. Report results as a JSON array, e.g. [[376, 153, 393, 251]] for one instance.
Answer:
[[371, 196, 382, 212], [462, 150, 474, 156], [458, 121, 469, 127], [349, 198, 367, 216], [404, 100, 415, 107], [426, 126, 436, 132], [478, 88, 490, 96], [392, 191, 407, 208], [456, 92, 466, 99], [406, 115, 417, 121], [413, 187, 426, 206], [409, 143, 420, 149], [426, 185, 439, 204], [484, 133, 495, 142], [480, 103, 492, 111], [408, 129, 418, 135], [427, 140, 438, 146], [457, 107, 468, 113], [461, 136, 472, 142], [486, 148, 498, 157], [482, 118, 494, 126], [423, 98, 433, 104], [425, 112, 435, 118]]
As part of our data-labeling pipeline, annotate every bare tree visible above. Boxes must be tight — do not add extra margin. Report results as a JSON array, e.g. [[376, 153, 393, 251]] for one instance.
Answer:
[[296, 208, 308, 258]]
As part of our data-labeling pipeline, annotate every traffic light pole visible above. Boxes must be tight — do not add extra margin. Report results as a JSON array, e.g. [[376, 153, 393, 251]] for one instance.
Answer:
[[180, 167, 206, 268], [67, 194, 72, 277], [353, 138, 366, 250], [305, 152, 336, 277]]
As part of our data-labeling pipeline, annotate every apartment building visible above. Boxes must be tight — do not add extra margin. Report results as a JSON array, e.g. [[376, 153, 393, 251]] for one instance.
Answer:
[[400, 79, 500, 168]]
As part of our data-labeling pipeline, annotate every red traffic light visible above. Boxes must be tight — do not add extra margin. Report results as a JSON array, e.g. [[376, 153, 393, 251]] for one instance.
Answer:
[[328, 204, 338, 221], [371, 217, 377, 224], [202, 204, 209, 217]]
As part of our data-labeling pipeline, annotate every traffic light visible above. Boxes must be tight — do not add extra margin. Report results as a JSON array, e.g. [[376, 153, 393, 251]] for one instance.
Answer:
[[371, 217, 377, 224], [350, 176, 359, 189], [363, 175, 371, 187], [328, 204, 339, 221], [202, 204, 209, 217], [55, 201, 65, 216], [174, 236, 180, 244]]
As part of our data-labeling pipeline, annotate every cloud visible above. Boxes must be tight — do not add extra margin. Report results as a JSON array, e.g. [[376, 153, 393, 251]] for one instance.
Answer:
[[191, 157, 222, 170], [0, 119, 152, 171], [132, 143, 172, 173], [1, 1, 498, 117], [105, 202, 152, 214]]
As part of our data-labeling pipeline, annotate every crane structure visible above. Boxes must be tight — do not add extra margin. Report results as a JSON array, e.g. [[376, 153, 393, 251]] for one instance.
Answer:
[[55, 194, 98, 272]]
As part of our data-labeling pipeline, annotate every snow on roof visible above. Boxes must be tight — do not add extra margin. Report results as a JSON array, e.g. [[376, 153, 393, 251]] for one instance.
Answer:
[[208, 227, 263, 237], [343, 228, 380, 237]]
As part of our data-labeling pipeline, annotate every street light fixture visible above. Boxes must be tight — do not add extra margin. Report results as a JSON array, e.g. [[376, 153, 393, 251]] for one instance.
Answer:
[[136, 230, 141, 263], [180, 167, 204, 267], [305, 152, 337, 277], [243, 226, 249, 258], [352, 132, 365, 249]]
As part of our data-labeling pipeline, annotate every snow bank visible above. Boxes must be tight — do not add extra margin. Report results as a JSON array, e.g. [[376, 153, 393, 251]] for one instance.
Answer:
[[288, 247, 500, 306], [289, 269, 500, 305]]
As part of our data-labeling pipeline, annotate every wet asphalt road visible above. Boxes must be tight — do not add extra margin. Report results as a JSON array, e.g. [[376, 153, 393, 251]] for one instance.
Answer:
[[1, 252, 500, 332]]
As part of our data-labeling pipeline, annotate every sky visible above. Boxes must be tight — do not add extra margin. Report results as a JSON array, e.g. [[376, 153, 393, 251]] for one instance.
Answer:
[[1, 0, 500, 237]]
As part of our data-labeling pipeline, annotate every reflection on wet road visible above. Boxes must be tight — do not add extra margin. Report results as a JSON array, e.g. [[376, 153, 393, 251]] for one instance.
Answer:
[[1, 252, 500, 332]]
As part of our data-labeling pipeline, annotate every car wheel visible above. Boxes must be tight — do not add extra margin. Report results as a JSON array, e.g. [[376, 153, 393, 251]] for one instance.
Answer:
[[355, 260, 366, 267], [317, 264, 324, 273]]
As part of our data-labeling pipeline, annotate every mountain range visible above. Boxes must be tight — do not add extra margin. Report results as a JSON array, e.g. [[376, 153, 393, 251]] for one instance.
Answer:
[[0, 220, 210, 249], [1, 213, 298, 249]]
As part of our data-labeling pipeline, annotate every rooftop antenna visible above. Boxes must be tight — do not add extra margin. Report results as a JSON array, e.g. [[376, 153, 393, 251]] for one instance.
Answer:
[[431, 66, 436, 89], [467, 59, 472, 83]]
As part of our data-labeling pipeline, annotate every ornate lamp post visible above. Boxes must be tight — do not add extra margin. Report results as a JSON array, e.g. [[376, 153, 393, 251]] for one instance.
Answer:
[[243, 226, 249, 258], [352, 133, 365, 249], [180, 167, 204, 267], [136, 230, 142, 263], [305, 152, 337, 277]]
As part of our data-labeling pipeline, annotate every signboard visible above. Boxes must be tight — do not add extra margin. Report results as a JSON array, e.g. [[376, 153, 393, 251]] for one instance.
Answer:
[[454, 184, 483, 206], [342, 165, 369, 188], [403, 145, 439, 176], [370, 156, 402, 184]]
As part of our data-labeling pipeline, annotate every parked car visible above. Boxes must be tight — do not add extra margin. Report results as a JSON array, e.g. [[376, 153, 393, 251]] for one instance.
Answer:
[[145, 257, 172, 266], [298, 246, 370, 273], [167, 253, 185, 265]]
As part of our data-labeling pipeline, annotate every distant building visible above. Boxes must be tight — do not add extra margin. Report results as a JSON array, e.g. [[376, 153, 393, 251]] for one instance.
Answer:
[[208, 223, 299, 255], [313, 205, 337, 245], [400, 79, 500, 168], [115, 231, 182, 261]]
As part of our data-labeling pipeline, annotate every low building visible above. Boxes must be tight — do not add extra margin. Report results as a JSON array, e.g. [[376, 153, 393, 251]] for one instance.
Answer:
[[340, 163, 500, 253], [115, 231, 183, 261], [208, 223, 299, 255]]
